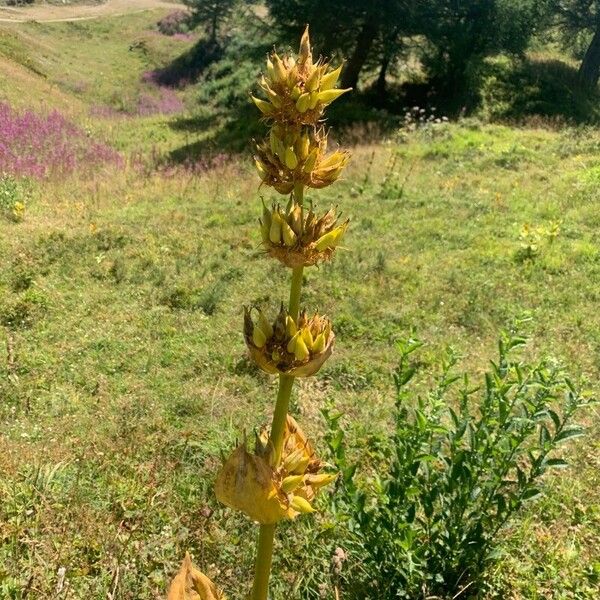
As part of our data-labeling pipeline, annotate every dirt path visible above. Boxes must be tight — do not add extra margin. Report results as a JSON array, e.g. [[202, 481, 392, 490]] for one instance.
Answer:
[[0, 0, 182, 23]]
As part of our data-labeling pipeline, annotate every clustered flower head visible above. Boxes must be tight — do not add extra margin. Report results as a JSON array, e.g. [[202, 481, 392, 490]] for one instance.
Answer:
[[251, 27, 350, 126], [215, 416, 336, 524], [255, 126, 349, 194], [259, 198, 348, 267], [212, 26, 349, 530], [252, 26, 351, 269], [244, 305, 334, 377]]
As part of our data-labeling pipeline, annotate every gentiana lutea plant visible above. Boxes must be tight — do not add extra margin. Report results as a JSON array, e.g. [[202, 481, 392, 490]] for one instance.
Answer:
[[167, 27, 351, 600]]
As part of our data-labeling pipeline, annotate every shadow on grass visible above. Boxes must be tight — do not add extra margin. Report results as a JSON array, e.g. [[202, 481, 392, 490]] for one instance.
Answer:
[[166, 96, 403, 165], [163, 51, 600, 165], [148, 39, 224, 88], [477, 55, 600, 124]]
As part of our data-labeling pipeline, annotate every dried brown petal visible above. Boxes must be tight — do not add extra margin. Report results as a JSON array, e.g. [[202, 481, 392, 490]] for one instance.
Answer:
[[167, 553, 225, 600]]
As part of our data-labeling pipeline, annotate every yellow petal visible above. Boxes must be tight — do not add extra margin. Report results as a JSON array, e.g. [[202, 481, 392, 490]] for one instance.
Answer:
[[167, 553, 226, 600], [299, 25, 312, 65], [215, 445, 290, 524]]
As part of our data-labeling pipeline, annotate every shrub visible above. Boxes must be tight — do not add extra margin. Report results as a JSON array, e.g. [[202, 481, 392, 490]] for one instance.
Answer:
[[324, 329, 591, 599], [157, 10, 191, 36], [476, 55, 600, 123]]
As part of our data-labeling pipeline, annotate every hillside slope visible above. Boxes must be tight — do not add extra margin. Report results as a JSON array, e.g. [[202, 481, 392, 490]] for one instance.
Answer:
[[0, 10, 200, 154], [0, 0, 183, 23]]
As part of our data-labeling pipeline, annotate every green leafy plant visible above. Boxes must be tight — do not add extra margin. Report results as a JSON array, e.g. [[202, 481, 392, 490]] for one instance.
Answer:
[[324, 329, 592, 599], [0, 175, 27, 222], [515, 221, 560, 264]]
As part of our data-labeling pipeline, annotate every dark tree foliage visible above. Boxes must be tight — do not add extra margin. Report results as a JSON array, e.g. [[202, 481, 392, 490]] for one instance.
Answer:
[[550, 0, 600, 88], [265, 0, 541, 100], [184, 0, 238, 43], [415, 0, 541, 94], [264, 0, 416, 91]]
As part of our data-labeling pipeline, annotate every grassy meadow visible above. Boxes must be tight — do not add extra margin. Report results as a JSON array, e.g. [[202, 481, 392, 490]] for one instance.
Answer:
[[0, 6, 599, 600]]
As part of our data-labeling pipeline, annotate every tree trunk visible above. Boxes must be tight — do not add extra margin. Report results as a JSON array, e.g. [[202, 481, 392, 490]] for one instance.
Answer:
[[211, 10, 218, 43], [376, 53, 391, 97], [340, 18, 379, 90], [579, 23, 600, 89]]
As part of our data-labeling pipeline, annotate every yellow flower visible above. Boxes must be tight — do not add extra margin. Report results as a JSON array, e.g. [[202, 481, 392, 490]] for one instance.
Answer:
[[11, 201, 25, 222], [251, 27, 350, 127], [259, 199, 349, 268], [254, 126, 350, 195]]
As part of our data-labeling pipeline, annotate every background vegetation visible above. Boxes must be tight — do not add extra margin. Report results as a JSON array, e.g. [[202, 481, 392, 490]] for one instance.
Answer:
[[0, 1, 599, 598]]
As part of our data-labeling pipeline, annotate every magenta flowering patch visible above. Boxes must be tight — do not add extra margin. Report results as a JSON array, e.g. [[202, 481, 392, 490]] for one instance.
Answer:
[[90, 86, 184, 118], [156, 10, 191, 36], [0, 102, 123, 179], [136, 88, 184, 116]]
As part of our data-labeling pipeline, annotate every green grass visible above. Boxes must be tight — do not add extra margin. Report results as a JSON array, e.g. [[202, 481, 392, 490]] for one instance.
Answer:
[[1, 122, 599, 598], [0, 10, 599, 600], [0, 11, 199, 155]]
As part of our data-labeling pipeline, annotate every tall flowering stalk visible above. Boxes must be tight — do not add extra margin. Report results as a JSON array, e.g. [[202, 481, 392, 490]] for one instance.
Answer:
[[168, 27, 350, 600]]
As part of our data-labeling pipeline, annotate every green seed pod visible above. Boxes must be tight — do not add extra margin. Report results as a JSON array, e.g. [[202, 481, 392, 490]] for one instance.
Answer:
[[260, 219, 270, 243], [316, 88, 351, 105], [294, 335, 310, 361], [251, 95, 274, 115], [282, 220, 297, 247], [312, 332, 326, 353], [281, 475, 304, 493], [295, 93, 311, 113], [303, 149, 318, 173], [284, 147, 298, 170], [319, 64, 343, 91], [257, 311, 274, 338], [269, 212, 283, 244], [252, 326, 267, 348], [290, 495, 315, 514]]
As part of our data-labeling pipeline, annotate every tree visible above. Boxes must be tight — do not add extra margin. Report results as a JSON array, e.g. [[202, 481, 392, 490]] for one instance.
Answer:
[[265, 0, 414, 91], [414, 0, 542, 95], [265, 0, 543, 100], [185, 0, 238, 44], [550, 0, 600, 88]]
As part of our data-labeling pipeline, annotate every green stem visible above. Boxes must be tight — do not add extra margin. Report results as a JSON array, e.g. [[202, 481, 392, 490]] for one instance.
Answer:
[[251, 524, 275, 600], [288, 266, 304, 322], [251, 374, 294, 600], [270, 374, 295, 463], [251, 185, 306, 600]]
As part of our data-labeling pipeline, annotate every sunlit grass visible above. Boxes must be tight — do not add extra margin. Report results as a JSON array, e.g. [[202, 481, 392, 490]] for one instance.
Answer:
[[0, 121, 599, 597], [0, 7, 598, 598]]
